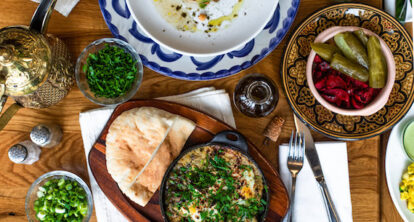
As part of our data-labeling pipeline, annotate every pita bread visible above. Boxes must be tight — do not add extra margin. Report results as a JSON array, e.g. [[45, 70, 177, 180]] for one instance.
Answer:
[[117, 180, 153, 207], [135, 116, 196, 193], [106, 107, 195, 206], [106, 107, 175, 185]]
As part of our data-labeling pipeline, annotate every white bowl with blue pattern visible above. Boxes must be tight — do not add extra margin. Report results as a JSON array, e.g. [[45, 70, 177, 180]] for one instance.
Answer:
[[98, 0, 300, 80], [126, 0, 279, 57]]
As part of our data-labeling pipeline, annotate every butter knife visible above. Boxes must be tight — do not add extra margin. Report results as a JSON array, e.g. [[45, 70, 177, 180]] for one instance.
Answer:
[[294, 115, 340, 222]]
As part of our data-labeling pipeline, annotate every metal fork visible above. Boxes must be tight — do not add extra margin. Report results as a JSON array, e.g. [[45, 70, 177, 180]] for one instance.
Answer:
[[287, 130, 305, 222]]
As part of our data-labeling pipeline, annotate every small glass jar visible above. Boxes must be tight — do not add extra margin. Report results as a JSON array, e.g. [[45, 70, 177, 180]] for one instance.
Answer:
[[8, 140, 41, 164], [233, 73, 279, 117], [30, 123, 62, 148]]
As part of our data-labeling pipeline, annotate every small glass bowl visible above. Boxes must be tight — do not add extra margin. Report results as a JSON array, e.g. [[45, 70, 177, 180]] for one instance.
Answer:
[[75, 38, 143, 106], [401, 119, 414, 161], [25, 171, 93, 222]]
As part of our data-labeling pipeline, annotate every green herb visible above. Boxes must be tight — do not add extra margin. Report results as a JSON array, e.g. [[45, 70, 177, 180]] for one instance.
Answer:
[[34, 178, 88, 222], [199, 0, 210, 8], [83, 44, 137, 99], [240, 164, 253, 171]]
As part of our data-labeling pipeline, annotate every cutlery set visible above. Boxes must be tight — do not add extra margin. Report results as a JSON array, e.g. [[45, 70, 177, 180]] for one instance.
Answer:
[[287, 115, 340, 222]]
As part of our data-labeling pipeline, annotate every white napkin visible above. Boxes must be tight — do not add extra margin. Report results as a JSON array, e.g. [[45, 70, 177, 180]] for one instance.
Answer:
[[279, 142, 353, 222], [79, 87, 236, 222], [32, 0, 79, 17]]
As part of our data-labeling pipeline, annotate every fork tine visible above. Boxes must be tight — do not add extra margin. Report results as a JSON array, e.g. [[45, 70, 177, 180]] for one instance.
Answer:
[[295, 130, 301, 160], [288, 130, 294, 159]]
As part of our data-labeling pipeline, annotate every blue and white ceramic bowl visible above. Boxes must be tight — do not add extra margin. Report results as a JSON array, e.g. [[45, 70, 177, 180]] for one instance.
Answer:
[[126, 0, 279, 57], [98, 0, 300, 80]]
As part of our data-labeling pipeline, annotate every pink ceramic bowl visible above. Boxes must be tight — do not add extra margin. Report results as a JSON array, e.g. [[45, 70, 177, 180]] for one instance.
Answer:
[[306, 26, 395, 116]]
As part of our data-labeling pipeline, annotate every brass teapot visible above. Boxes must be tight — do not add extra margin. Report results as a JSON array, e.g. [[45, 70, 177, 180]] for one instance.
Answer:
[[0, 0, 74, 130]]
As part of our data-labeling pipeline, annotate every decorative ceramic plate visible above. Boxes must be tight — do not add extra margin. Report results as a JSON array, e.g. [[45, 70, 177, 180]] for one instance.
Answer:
[[385, 106, 414, 222], [98, 0, 300, 80], [281, 3, 414, 140]]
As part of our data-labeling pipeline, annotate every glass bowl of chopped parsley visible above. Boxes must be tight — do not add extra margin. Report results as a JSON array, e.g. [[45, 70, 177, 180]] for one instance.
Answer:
[[75, 38, 143, 106], [25, 171, 93, 222]]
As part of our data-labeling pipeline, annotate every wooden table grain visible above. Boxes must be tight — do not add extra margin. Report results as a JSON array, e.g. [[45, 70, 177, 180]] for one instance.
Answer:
[[0, 0, 410, 221]]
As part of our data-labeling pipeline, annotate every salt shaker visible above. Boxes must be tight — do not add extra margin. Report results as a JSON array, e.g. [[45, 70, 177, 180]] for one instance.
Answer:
[[30, 123, 62, 148], [8, 140, 41, 164]]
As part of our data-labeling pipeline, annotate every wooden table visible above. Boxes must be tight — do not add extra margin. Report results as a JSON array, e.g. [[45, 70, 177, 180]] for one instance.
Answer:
[[0, 0, 411, 221]]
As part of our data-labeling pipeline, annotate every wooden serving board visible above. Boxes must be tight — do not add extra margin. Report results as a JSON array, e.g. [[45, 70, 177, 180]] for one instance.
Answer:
[[88, 100, 289, 221]]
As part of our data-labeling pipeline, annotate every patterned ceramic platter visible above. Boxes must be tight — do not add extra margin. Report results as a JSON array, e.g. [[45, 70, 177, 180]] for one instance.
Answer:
[[98, 0, 300, 80], [281, 3, 414, 140]]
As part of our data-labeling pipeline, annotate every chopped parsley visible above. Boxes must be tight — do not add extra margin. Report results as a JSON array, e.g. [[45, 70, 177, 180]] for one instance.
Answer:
[[199, 0, 210, 8], [83, 44, 137, 99]]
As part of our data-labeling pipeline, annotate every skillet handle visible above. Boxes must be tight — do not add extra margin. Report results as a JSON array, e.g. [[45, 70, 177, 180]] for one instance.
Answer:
[[210, 131, 249, 153]]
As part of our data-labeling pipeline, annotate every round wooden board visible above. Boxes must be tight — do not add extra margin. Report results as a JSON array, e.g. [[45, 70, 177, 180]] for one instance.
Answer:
[[88, 99, 289, 221]]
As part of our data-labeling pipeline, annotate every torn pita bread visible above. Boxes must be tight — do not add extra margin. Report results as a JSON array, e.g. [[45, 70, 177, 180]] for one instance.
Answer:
[[134, 116, 196, 193], [106, 107, 176, 185], [106, 107, 195, 206]]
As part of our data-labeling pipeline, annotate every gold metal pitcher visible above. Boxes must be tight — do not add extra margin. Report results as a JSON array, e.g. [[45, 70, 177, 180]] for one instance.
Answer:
[[0, 0, 74, 130]]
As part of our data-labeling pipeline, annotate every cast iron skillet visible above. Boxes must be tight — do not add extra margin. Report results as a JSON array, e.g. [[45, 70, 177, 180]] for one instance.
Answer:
[[160, 130, 270, 221]]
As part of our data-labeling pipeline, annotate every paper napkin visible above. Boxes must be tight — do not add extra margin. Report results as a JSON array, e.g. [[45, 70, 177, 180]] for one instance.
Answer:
[[279, 142, 353, 222], [31, 0, 79, 17], [79, 87, 236, 222]]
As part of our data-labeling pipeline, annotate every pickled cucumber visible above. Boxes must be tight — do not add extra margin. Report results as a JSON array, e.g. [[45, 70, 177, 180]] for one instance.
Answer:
[[311, 43, 341, 62], [330, 53, 369, 82], [353, 29, 369, 46], [334, 32, 369, 69], [367, 36, 387, 88]]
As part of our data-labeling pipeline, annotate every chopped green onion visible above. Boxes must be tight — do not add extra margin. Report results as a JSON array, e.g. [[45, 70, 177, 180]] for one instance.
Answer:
[[34, 178, 88, 221]]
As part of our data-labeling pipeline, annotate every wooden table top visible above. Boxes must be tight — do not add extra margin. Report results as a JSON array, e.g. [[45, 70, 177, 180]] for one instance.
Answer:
[[0, 0, 411, 221]]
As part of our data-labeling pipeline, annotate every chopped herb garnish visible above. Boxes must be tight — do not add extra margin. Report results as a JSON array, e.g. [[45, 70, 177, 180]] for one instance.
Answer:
[[34, 178, 88, 222], [199, 0, 210, 8], [83, 44, 137, 99], [165, 146, 266, 221]]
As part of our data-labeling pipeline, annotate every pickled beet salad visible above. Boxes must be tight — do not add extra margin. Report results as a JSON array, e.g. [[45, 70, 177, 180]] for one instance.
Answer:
[[311, 29, 387, 109], [313, 55, 380, 109]]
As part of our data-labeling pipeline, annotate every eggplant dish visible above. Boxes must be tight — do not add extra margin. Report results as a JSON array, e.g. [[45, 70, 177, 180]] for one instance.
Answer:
[[164, 145, 267, 222]]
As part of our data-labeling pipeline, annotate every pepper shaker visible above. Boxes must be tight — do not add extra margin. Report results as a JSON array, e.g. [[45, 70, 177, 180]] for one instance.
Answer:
[[8, 140, 41, 164], [30, 123, 62, 148]]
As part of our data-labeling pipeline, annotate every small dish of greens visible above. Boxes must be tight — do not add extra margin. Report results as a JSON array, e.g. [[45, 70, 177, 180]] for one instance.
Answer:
[[26, 171, 93, 222], [76, 38, 143, 106]]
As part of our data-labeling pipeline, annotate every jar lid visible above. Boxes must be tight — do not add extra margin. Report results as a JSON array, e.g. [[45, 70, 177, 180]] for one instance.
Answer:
[[8, 144, 28, 163], [0, 26, 51, 96], [30, 125, 51, 146]]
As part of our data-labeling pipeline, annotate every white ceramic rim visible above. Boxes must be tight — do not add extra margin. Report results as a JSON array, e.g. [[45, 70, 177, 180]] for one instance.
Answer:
[[306, 26, 396, 116], [385, 110, 414, 222], [125, 0, 279, 57]]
